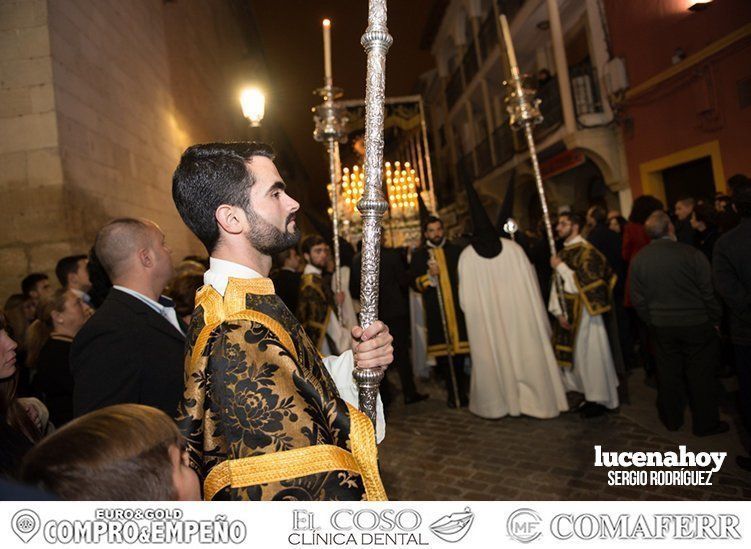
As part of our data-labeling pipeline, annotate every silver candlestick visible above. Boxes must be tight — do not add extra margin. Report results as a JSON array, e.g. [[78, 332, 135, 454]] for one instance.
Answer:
[[355, 0, 392, 427], [500, 15, 567, 321], [313, 55, 348, 326]]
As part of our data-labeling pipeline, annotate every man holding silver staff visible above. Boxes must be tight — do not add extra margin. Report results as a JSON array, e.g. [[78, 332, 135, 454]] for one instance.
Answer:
[[409, 213, 470, 408], [171, 142, 389, 500]]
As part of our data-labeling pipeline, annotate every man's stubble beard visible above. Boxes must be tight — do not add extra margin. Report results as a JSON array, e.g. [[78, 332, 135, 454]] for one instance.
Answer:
[[245, 207, 300, 256]]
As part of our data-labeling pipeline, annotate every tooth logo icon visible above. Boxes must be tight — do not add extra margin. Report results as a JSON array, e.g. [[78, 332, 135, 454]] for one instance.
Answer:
[[430, 507, 475, 543], [11, 510, 41, 543]]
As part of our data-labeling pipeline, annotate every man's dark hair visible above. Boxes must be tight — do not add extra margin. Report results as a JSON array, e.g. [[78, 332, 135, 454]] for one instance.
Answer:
[[301, 234, 326, 256], [172, 142, 275, 252], [692, 202, 717, 226], [733, 180, 751, 218], [274, 247, 298, 268], [588, 205, 607, 226], [423, 215, 443, 231], [55, 255, 87, 287], [21, 273, 48, 298], [728, 173, 750, 194], [629, 195, 664, 224], [560, 211, 585, 231]]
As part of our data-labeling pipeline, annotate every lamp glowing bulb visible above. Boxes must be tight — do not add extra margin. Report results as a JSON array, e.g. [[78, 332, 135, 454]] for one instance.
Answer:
[[240, 88, 265, 127]]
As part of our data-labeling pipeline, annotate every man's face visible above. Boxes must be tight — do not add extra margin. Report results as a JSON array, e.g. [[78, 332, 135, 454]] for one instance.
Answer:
[[556, 216, 577, 240], [71, 259, 92, 292], [31, 279, 52, 302], [244, 157, 301, 255], [305, 243, 330, 270], [675, 201, 693, 221], [586, 207, 596, 228], [424, 221, 444, 246], [286, 249, 301, 271]]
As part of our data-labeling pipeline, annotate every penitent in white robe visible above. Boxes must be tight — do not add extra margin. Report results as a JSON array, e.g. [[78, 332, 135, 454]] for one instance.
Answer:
[[458, 239, 569, 419], [548, 236, 619, 410]]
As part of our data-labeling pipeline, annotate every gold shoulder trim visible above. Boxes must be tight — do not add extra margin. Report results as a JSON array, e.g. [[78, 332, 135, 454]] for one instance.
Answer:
[[190, 285, 296, 371], [201, 403, 387, 501]]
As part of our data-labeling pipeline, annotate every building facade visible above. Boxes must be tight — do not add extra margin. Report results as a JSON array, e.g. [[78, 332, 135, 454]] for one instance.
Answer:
[[421, 0, 631, 233], [0, 0, 309, 301], [603, 0, 751, 209]]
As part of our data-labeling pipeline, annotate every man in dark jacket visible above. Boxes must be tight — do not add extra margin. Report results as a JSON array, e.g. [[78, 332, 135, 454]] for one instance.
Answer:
[[71, 218, 185, 417], [351, 242, 427, 406], [713, 180, 751, 470], [409, 216, 470, 407], [270, 247, 302, 313], [630, 211, 726, 437]]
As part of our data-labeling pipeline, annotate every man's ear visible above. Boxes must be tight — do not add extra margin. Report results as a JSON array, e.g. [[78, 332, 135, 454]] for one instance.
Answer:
[[215, 205, 245, 236], [138, 247, 153, 268]]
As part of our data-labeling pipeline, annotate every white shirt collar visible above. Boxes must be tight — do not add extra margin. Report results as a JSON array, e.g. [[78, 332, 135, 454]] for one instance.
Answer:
[[564, 234, 586, 247], [112, 285, 168, 313], [204, 257, 263, 297], [303, 263, 322, 275]]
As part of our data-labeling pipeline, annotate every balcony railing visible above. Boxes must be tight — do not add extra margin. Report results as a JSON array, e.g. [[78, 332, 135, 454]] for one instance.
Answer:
[[475, 136, 493, 177], [462, 43, 479, 84], [570, 62, 603, 116], [478, 12, 498, 62], [535, 76, 563, 140], [445, 68, 463, 110]]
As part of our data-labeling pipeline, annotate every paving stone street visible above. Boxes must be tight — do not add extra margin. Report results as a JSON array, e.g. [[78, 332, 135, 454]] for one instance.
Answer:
[[378, 375, 751, 501]]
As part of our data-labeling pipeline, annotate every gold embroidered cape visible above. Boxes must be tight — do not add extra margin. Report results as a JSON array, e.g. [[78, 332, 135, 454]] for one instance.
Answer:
[[552, 242, 616, 368], [176, 277, 386, 501], [297, 272, 333, 352], [408, 243, 470, 357]]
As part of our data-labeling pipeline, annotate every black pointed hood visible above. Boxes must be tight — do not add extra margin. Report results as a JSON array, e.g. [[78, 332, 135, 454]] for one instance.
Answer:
[[463, 178, 502, 258], [497, 171, 516, 236], [416, 185, 431, 231]]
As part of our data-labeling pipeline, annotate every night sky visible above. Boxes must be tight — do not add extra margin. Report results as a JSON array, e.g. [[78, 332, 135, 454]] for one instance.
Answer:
[[250, 0, 436, 211]]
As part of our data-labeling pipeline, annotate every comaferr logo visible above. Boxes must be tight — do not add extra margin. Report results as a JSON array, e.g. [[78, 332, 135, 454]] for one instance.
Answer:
[[550, 513, 741, 540], [429, 507, 475, 543]]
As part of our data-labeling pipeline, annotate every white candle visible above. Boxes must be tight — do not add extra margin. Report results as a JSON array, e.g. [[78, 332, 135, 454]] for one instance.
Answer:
[[322, 19, 332, 82], [499, 14, 518, 72]]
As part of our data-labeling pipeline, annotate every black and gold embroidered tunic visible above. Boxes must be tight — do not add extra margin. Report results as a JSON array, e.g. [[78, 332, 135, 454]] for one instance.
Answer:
[[176, 277, 386, 501], [551, 240, 616, 368], [297, 272, 334, 352], [409, 242, 470, 357]]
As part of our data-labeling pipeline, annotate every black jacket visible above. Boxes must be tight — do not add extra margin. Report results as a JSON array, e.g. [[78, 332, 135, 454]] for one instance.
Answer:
[[351, 246, 411, 320], [32, 337, 74, 427], [71, 289, 186, 417], [271, 268, 302, 314], [629, 238, 721, 327], [713, 218, 751, 344], [587, 224, 625, 296]]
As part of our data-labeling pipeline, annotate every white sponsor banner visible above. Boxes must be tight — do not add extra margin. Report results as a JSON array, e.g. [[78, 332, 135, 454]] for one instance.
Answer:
[[1, 501, 749, 548]]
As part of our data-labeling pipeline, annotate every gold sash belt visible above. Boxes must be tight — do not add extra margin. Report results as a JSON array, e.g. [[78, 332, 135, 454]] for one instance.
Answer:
[[203, 403, 387, 501]]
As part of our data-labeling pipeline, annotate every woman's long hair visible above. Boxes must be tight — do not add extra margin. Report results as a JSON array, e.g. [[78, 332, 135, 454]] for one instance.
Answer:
[[0, 312, 42, 442], [25, 289, 69, 370], [2, 294, 30, 350], [628, 195, 664, 224]]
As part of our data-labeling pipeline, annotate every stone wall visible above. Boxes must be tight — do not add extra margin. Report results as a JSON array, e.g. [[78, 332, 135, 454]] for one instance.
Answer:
[[0, 0, 275, 301]]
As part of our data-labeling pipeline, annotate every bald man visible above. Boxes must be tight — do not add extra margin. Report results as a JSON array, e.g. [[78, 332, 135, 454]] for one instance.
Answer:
[[71, 218, 185, 417]]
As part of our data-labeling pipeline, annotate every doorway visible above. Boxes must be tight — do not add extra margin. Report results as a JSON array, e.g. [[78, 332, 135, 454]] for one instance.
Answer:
[[662, 156, 715, 207]]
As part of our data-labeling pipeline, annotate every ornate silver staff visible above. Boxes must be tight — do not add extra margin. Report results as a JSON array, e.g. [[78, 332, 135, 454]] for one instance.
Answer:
[[500, 15, 567, 321], [428, 248, 461, 409], [313, 18, 348, 326], [355, 0, 392, 426]]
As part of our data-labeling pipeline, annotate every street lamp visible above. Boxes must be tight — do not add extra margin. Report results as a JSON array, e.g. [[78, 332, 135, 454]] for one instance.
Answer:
[[240, 87, 265, 127]]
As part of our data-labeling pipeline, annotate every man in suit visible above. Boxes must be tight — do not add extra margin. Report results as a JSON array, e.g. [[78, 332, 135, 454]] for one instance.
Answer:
[[71, 218, 185, 417], [629, 210, 727, 437], [352, 240, 427, 406], [271, 247, 302, 313]]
